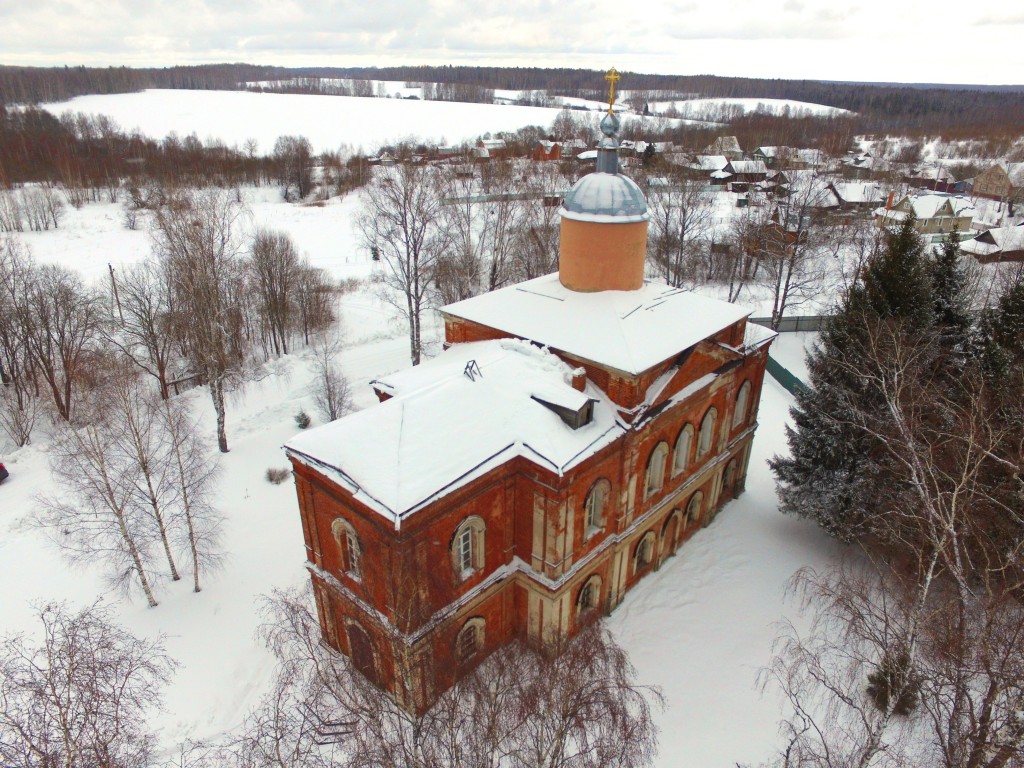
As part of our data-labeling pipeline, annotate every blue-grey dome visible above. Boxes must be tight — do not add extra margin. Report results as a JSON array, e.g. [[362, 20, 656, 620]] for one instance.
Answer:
[[561, 172, 648, 223]]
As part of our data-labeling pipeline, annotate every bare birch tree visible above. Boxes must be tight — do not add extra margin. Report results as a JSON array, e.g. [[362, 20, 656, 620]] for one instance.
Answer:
[[310, 335, 352, 423], [6, 256, 104, 422], [510, 163, 564, 282], [0, 600, 176, 768], [158, 393, 224, 593], [764, 318, 1024, 768], [250, 228, 301, 356], [237, 587, 662, 768], [39, 414, 160, 606], [645, 170, 714, 289], [761, 178, 838, 329], [104, 259, 177, 400], [153, 189, 249, 452], [106, 365, 181, 582], [359, 160, 448, 365]]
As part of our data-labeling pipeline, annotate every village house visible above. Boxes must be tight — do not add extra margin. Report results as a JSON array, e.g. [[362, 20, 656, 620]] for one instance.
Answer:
[[874, 192, 976, 236], [474, 138, 511, 161], [725, 159, 768, 185], [533, 139, 588, 162], [842, 152, 891, 180], [681, 154, 729, 181], [903, 162, 964, 194], [830, 181, 886, 215], [702, 135, 743, 161], [284, 105, 775, 713], [960, 224, 1024, 263], [971, 162, 1024, 201], [752, 146, 823, 170]]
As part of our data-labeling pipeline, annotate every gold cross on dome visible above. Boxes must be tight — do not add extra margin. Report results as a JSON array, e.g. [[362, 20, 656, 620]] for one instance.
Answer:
[[604, 67, 620, 114]]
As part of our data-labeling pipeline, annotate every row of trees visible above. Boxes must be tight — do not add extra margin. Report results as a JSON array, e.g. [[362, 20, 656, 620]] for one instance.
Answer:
[[0, 107, 368, 201], [359, 156, 567, 364], [237, 589, 661, 768], [0, 592, 662, 768], [764, 220, 1024, 766], [0, 190, 336, 452], [360, 148, 877, 366]]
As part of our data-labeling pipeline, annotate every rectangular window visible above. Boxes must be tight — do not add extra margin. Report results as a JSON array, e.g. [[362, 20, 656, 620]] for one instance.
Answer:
[[458, 527, 474, 573]]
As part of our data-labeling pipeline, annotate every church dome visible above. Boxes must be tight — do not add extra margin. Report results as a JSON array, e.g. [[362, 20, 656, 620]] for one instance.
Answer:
[[561, 172, 648, 223]]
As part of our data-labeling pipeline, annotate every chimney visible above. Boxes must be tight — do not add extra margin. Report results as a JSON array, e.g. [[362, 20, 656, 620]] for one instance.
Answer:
[[885, 190, 895, 209], [571, 368, 587, 392]]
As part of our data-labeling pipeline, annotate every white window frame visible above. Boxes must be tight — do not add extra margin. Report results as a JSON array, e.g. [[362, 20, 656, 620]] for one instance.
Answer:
[[452, 516, 485, 580], [733, 381, 751, 429], [456, 618, 485, 663], [698, 408, 717, 459], [673, 424, 694, 476], [331, 518, 362, 580], [584, 479, 609, 538], [645, 442, 669, 498]]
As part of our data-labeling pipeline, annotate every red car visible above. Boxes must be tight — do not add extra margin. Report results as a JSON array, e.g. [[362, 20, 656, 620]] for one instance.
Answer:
[[0, 462, 7, 483]]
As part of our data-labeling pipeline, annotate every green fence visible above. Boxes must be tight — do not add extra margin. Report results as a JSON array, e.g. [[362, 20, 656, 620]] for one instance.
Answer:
[[766, 355, 808, 397], [749, 315, 826, 333]]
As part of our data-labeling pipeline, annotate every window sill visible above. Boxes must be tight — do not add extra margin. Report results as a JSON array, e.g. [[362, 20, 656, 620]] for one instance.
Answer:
[[584, 525, 604, 541]]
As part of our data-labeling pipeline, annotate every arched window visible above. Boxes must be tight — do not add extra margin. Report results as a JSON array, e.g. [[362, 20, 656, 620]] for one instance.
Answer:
[[698, 408, 718, 459], [451, 516, 485, 579], [662, 510, 682, 555], [456, 617, 485, 663], [584, 479, 610, 538], [672, 424, 694, 476], [346, 622, 377, 682], [733, 381, 751, 429], [577, 575, 602, 617], [724, 458, 738, 496], [331, 518, 362, 578], [645, 441, 669, 498], [634, 531, 657, 573], [686, 491, 703, 527]]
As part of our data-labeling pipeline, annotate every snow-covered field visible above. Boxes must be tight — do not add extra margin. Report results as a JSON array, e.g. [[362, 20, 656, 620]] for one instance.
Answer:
[[41, 89, 573, 153], [3, 177, 835, 764]]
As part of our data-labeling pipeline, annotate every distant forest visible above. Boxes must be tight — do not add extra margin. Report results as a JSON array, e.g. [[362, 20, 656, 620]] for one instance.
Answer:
[[2, 63, 1024, 138]]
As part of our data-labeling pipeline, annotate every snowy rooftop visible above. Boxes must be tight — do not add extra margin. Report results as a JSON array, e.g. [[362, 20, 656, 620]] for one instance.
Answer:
[[693, 154, 729, 171], [832, 181, 884, 204], [879, 193, 976, 221], [729, 160, 767, 175], [961, 225, 1024, 256], [442, 273, 751, 376], [284, 339, 624, 524]]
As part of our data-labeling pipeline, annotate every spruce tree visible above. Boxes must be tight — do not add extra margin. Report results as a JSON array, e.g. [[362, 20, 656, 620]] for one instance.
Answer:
[[925, 231, 970, 339], [770, 216, 936, 540], [928, 228, 974, 362], [979, 273, 1024, 379]]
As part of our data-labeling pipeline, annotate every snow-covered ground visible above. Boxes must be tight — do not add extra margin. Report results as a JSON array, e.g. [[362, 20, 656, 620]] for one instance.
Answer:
[[2, 176, 836, 764], [649, 97, 852, 119], [40, 89, 573, 154]]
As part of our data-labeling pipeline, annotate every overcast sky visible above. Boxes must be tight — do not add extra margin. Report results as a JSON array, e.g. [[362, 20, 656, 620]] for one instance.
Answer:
[[2, 0, 1021, 86]]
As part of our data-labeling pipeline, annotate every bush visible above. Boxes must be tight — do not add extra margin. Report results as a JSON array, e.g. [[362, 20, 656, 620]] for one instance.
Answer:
[[266, 467, 291, 485], [294, 410, 311, 429]]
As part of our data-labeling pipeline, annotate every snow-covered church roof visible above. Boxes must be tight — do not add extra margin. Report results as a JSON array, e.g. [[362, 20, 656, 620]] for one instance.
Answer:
[[284, 339, 624, 526], [442, 273, 750, 376]]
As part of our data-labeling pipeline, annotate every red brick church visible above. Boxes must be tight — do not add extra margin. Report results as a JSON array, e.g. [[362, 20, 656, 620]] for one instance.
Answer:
[[285, 94, 775, 712]]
